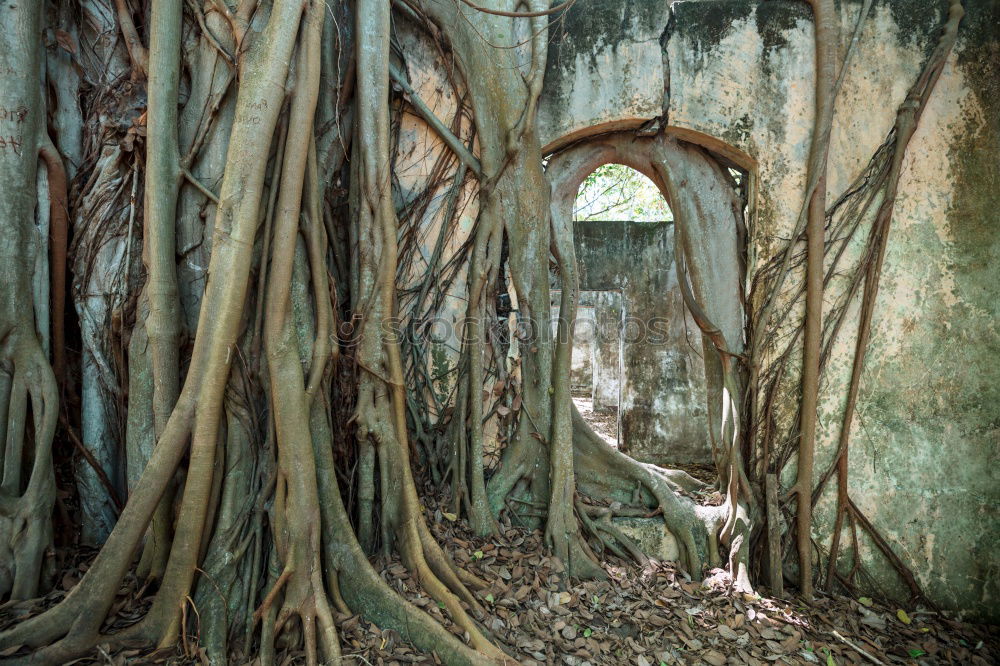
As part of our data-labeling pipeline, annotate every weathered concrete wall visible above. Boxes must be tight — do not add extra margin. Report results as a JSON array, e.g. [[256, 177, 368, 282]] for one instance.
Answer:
[[574, 220, 710, 465], [539, 0, 999, 619], [591, 290, 622, 411], [550, 293, 596, 390], [570, 303, 594, 390]]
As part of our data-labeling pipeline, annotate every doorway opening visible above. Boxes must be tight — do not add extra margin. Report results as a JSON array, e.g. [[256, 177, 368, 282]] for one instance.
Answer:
[[551, 289, 623, 448], [546, 131, 750, 487], [543, 130, 753, 570], [567, 164, 715, 466]]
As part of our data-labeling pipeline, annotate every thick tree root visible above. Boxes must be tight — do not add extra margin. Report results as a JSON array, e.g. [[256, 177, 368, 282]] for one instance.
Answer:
[[0, 0, 58, 608], [310, 395, 499, 666], [572, 404, 754, 594], [0, 340, 57, 602], [572, 406, 713, 575]]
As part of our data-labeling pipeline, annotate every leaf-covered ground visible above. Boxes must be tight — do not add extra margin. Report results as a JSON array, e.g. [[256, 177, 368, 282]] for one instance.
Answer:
[[1, 506, 996, 665], [354, 503, 997, 666]]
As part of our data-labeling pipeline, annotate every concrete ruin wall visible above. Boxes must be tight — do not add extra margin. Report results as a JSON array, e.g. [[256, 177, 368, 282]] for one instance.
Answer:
[[550, 291, 598, 391], [573, 220, 710, 465], [590, 290, 622, 413], [538, 0, 998, 619]]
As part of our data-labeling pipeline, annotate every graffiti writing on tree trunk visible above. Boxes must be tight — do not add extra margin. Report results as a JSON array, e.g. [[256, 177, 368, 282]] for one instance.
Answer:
[[0, 103, 28, 155]]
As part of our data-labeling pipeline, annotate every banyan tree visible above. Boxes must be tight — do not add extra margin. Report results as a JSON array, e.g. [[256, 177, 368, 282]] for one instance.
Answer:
[[0, 0, 994, 664]]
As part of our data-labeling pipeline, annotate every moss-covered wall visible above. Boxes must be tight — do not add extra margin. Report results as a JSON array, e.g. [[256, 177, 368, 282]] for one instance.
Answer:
[[539, 0, 999, 620]]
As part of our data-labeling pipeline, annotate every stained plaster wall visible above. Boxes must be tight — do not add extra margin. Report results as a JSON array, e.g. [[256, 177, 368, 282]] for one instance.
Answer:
[[538, 0, 999, 619], [392, 18, 505, 453]]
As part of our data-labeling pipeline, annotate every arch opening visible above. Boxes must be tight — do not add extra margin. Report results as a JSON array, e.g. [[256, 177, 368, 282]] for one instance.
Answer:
[[547, 133, 750, 481], [574, 164, 673, 222]]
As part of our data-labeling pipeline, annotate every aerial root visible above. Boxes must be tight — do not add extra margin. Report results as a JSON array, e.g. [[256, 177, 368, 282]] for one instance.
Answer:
[[273, 587, 340, 666], [0, 390, 199, 662], [0, 339, 57, 604], [544, 498, 607, 581], [418, 520, 489, 602]]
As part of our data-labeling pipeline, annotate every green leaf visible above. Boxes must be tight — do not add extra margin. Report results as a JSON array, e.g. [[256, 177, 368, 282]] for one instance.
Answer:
[[908, 648, 926, 658], [437, 601, 445, 609], [897, 609, 912, 625], [823, 647, 835, 666], [485, 593, 494, 604], [583, 628, 592, 638], [858, 597, 873, 607], [473, 550, 484, 560]]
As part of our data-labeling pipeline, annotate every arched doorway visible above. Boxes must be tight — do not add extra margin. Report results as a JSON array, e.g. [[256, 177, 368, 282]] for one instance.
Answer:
[[546, 131, 750, 475]]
